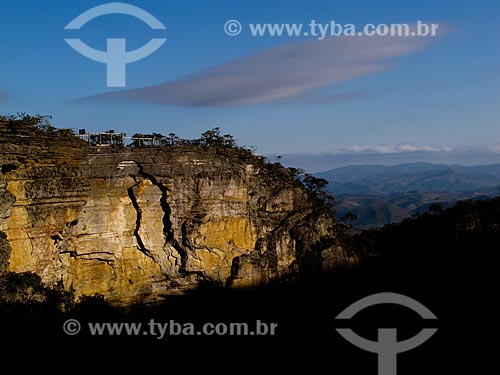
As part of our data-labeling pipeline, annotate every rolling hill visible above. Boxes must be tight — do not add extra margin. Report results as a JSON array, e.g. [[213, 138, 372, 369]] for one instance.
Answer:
[[315, 163, 500, 229]]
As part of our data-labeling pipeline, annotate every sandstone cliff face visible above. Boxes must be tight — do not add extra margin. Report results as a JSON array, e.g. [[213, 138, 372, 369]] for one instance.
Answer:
[[0, 137, 351, 305]]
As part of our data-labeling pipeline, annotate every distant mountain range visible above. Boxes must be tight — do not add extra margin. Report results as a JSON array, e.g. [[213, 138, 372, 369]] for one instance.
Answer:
[[315, 162, 500, 229]]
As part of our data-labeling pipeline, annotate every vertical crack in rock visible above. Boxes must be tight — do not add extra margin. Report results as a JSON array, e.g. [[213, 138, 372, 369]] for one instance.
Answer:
[[180, 221, 193, 260], [138, 170, 173, 242], [171, 243, 188, 273], [136, 163, 188, 273], [226, 256, 241, 287], [127, 179, 154, 259]]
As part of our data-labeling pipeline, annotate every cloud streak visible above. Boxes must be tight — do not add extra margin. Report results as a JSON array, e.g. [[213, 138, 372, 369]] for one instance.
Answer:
[[337, 144, 453, 154], [484, 145, 500, 154], [0, 92, 8, 102], [78, 27, 437, 107], [280, 144, 500, 172]]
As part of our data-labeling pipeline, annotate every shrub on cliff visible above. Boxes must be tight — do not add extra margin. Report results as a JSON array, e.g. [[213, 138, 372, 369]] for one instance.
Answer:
[[0, 113, 84, 145], [0, 271, 118, 320], [0, 272, 76, 321]]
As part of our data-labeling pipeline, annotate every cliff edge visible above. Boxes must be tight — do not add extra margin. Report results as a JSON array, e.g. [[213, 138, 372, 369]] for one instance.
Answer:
[[0, 117, 352, 305]]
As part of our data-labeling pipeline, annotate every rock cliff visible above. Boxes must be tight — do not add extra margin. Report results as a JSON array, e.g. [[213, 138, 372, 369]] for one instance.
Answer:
[[0, 121, 351, 305]]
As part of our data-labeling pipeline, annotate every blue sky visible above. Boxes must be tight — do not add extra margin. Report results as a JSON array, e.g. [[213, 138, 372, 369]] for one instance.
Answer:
[[0, 0, 499, 171]]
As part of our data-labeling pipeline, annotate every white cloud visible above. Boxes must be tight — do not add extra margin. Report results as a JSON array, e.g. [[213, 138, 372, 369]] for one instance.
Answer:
[[336, 144, 453, 154], [484, 145, 500, 154]]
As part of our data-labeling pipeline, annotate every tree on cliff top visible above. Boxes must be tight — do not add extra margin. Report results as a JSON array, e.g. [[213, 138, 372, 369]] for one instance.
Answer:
[[0, 113, 78, 142], [0, 113, 54, 133], [302, 174, 336, 213], [198, 127, 237, 148]]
